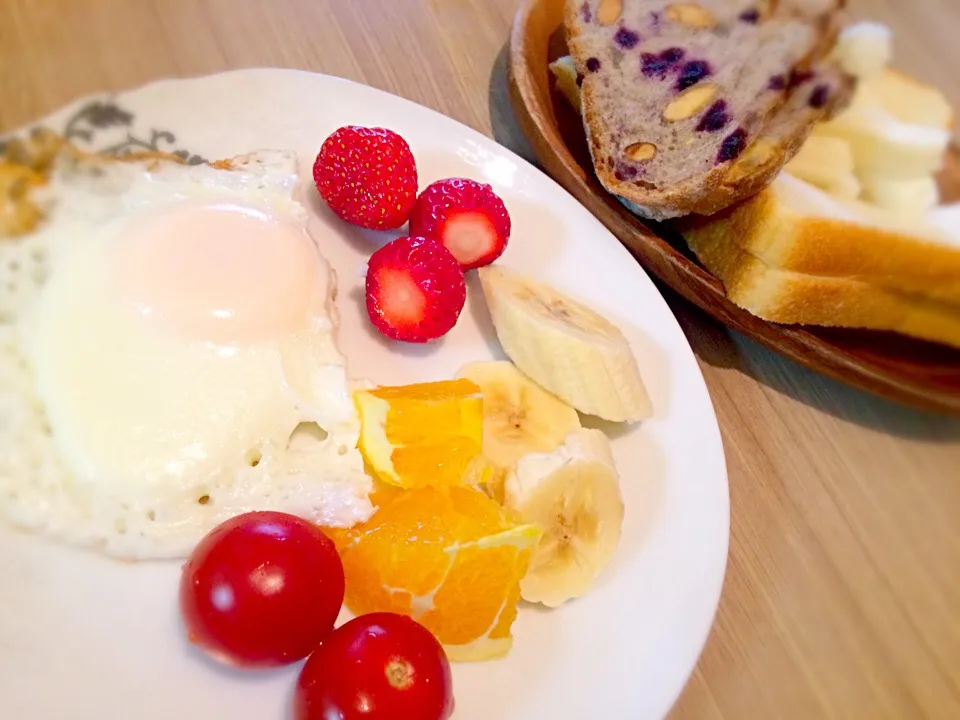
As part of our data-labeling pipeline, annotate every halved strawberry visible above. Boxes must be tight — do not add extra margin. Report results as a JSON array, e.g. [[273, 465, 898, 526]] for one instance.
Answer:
[[365, 236, 466, 343], [408, 178, 511, 270]]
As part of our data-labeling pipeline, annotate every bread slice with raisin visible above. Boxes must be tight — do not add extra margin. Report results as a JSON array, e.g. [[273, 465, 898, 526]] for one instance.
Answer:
[[565, 0, 853, 220]]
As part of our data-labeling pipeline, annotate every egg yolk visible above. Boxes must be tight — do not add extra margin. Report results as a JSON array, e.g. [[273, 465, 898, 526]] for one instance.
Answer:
[[115, 201, 322, 344]]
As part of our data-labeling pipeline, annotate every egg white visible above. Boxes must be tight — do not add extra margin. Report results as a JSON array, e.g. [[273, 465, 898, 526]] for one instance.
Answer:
[[0, 149, 374, 560]]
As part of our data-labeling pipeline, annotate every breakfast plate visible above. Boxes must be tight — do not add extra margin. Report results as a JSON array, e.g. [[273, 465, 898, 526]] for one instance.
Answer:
[[0, 69, 728, 719], [508, 0, 960, 414]]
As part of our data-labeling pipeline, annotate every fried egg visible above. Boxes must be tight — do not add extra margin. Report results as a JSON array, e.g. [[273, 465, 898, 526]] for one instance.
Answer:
[[0, 147, 374, 560]]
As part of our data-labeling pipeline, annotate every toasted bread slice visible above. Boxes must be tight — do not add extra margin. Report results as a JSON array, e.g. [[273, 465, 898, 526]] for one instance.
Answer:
[[680, 173, 960, 303], [683, 203, 960, 349], [564, 0, 851, 220]]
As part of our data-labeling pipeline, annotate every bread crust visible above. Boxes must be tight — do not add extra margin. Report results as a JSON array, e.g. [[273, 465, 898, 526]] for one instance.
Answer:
[[684, 208, 960, 349], [680, 176, 960, 303]]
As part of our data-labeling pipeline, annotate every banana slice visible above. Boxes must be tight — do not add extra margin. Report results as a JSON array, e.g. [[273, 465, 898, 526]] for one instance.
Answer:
[[477, 265, 653, 423], [456, 360, 581, 470], [505, 428, 624, 608]]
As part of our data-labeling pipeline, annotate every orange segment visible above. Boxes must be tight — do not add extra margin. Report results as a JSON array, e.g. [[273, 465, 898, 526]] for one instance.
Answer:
[[354, 379, 484, 488], [329, 486, 541, 661]]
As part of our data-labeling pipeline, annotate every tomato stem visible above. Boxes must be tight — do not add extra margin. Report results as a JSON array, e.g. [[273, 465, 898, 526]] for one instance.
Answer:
[[385, 658, 413, 690]]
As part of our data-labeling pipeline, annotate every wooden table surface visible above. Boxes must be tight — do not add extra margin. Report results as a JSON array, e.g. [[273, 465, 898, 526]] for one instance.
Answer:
[[2, 1, 959, 718]]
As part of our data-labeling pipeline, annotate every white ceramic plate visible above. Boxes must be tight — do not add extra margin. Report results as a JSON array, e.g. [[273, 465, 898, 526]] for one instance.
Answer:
[[0, 70, 728, 720]]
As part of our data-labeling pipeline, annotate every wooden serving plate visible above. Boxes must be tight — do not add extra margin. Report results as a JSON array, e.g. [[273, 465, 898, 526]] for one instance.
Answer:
[[507, 0, 960, 414]]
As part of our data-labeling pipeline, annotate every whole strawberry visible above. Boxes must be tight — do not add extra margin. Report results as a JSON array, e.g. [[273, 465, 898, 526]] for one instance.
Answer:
[[408, 178, 511, 270], [313, 126, 418, 230], [365, 236, 466, 343]]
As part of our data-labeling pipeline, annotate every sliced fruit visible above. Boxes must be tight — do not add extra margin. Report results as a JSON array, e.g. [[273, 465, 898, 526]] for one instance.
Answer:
[[354, 379, 483, 489], [294, 613, 454, 720], [365, 236, 466, 343], [504, 428, 624, 608], [477, 265, 653, 423], [327, 486, 542, 661], [460, 453, 508, 504], [313, 126, 418, 230], [455, 361, 581, 473], [408, 178, 511, 270]]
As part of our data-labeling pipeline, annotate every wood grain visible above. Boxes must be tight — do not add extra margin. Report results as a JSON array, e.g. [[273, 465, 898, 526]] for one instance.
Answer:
[[508, 0, 960, 413], [1, 1, 959, 718]]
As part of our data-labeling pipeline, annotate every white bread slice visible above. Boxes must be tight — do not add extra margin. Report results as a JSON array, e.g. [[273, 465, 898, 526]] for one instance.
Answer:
[[783, 134, 861, 199], [680, 173, 960, 303], [684, 218, 960, 349]]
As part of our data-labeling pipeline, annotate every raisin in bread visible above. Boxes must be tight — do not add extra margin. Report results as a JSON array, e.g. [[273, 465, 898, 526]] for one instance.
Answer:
[[565, 0, 854, 220]]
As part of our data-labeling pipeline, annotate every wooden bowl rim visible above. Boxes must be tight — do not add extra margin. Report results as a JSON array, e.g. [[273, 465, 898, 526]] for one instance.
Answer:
[[506, 0, 960, 414]]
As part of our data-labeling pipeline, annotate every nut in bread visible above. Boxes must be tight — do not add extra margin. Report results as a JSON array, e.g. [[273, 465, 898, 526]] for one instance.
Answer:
[[665, 3, 718, 29], [662, 83, 719, 121], [624, 142, 658, 160], [596, 0, 625, 24]]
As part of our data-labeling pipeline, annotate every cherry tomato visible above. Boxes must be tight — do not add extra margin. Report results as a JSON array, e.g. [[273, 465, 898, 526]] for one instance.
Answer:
[[294, 612, 454, 720], [179, 511, 344, 668]]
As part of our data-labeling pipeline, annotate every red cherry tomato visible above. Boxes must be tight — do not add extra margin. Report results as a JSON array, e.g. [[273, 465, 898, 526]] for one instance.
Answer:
[[179, 511, 344, 668], [294, 612, 454, 720]]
